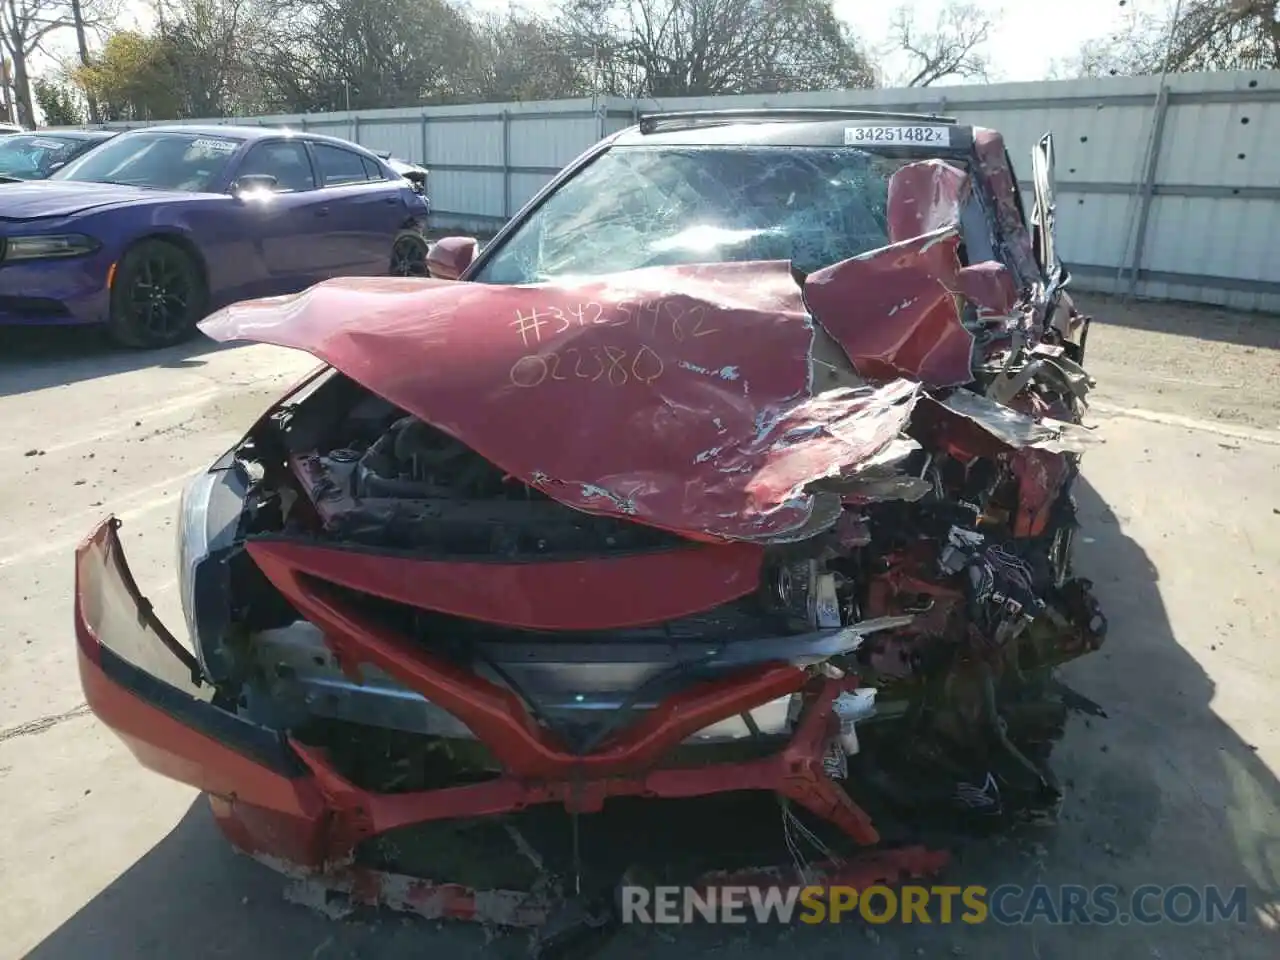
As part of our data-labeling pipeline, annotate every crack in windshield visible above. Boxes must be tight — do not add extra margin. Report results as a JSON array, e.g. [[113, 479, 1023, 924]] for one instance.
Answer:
[[475, 146, 936, 284]]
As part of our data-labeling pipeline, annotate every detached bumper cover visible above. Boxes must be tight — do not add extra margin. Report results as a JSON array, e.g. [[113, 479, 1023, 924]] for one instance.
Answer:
[[74, 517, 329, 866], [77, 516, 942, 921]]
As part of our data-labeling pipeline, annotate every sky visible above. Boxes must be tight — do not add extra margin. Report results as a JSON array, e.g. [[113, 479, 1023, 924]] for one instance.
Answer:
[[455, 0, 1150, 84], [34, 0, 1151, 88]]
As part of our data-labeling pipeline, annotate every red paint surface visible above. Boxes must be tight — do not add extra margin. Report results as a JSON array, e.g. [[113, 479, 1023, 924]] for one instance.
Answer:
[[77, 515, 882, 901], [247, 536, 763, 631], [74, 521, 331, 868], [253, 533, 807, 779], [285, 671, 878, 858], [1011, 447, 1071, 538], [805, 227, 975, 387], [425, 236, 477, 280], [201, 264, 915, 542], [885, 159, 969, 242], [957, 260, 1019, 315]]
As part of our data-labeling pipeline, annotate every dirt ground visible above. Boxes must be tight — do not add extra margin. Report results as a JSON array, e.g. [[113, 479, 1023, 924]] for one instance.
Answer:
[[0, 291, 1277, 960]]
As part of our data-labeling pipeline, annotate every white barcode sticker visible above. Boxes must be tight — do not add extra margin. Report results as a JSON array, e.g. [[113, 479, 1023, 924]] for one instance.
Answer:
[[844, 125, 952, 147], [191, 138, 238, 153]]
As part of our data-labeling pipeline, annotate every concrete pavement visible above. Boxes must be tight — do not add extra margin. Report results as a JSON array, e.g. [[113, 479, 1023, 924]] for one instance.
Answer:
[[1, 299, 1277, 959]]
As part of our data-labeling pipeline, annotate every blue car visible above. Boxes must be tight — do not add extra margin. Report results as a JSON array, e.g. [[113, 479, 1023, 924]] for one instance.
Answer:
[[0, 124, 431, 347], [0, 130, 117, 182]]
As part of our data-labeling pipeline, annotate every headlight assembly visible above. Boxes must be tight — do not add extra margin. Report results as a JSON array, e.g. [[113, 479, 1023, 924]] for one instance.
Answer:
[[176, 462, 249, 681], [3, 233, 100, 261]]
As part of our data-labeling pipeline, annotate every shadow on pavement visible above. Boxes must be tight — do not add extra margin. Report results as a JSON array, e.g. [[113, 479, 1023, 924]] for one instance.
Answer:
[[1074, 292, 1280, 350], [24, 479, 1280, 960], [0, 326, 237, 399], [23, 802, 511, 960]]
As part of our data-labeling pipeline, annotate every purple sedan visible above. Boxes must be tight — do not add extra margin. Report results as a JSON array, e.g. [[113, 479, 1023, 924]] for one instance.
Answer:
[[0, 124, 431, 348]]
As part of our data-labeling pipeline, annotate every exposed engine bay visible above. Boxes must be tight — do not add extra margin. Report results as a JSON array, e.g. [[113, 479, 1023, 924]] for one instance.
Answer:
[[204, 303, 1105, 833]]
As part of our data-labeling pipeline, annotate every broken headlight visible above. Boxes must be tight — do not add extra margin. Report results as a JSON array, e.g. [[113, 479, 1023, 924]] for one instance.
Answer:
[[176, 456, 249, 680]]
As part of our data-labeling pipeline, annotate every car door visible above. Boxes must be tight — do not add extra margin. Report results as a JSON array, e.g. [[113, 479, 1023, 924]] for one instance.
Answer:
[[308, 141, 406, 275], [229, 138, 327, 293]]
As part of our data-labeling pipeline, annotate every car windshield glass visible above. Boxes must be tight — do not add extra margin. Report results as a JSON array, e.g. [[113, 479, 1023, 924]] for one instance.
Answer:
[[474, 145, 948, 283], [0, 134, 88, 180], [50, 132, 241, 191]]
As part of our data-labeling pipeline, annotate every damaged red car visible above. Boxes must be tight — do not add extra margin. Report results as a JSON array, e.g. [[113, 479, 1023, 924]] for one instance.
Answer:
[[75, 109, 1107, 936]]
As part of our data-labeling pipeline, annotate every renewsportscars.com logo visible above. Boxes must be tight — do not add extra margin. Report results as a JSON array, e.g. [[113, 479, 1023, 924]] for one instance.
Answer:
[[620, 884, 1249, 926]]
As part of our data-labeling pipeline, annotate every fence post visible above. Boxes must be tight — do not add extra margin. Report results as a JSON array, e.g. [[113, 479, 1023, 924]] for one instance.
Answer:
[[353, 113, 362, 145], [1124, 83, 1171, 298], [420, 113, 428, 167], [501, 109, 511, 220], [300, 115, 308, 131]]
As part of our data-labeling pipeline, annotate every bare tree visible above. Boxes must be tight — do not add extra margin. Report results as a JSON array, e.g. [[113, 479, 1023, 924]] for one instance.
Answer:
[[255, 0, 481, 112], [1167, 0, 1280, 70], [153, 0, 272, 116], [3, 0, 113, 125], [887, 0, 996, 87], [557, 0, 875, 98], [1053, 0, 1279, 78], [69, 0, 96, 119], [469, 11, 591, 102]]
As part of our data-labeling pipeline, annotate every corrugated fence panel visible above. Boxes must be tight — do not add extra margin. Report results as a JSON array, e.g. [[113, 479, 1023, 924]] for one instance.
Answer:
[[508, 114, 601, 169], [49, 73, 1280, 310]]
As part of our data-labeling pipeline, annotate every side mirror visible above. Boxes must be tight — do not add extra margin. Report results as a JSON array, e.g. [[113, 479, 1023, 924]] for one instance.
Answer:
[[426, 236, 477, 280], [231, 174, 278, 198]]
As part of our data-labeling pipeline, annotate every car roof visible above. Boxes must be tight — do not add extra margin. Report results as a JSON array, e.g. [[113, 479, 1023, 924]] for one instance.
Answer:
[[26, 130, 116, 141], [610, 109, 975, 156], [128, 124, 383, 155]]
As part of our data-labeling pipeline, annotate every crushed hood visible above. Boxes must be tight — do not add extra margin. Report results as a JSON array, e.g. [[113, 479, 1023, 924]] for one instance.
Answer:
[[200, 157, 1042, 544]]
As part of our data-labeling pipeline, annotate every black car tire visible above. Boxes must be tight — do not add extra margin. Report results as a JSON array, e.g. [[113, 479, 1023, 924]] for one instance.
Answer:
[[389, 230, 430, 277], [107, 239, 208, 349]]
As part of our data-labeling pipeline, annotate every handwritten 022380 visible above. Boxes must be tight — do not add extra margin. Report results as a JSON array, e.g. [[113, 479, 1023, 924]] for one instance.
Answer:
[[506, 298, 720, 389], [509, 344, 665, 389]]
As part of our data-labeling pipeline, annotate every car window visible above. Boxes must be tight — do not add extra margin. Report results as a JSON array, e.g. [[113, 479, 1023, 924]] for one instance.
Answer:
[[360, 156, 386, 181], [0, 135, 96, 180], [51, 132, 241, 192], [313, 144, 372, 186], [473, 145, 942, 284], [237, 140, 315, 192]]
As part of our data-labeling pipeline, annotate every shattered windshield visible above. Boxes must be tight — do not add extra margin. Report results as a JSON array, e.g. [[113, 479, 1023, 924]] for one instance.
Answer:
[[474, 145, 925, 283], [50, 132, 242, 192]]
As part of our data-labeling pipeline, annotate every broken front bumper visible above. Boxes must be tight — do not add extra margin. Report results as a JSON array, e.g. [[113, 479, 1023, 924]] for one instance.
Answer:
[[76, 516, 949, 921]]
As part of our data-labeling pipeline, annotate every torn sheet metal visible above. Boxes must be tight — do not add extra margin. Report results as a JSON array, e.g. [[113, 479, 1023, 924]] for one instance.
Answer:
[[937, 388, 1098, 454], [272, 857, 554, 927], [200, 263, 920, 543], [804, 225, 977, 388], [957, 260, 1019, 317], [987, 352, 1093, 409], [885, 159, 969, 242], [808, 436, 932, 502], [973, 128, 1040, 288]]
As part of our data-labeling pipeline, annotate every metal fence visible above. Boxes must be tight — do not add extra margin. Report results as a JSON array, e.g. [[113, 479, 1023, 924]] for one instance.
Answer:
[[65, 70, 1280, 312]]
